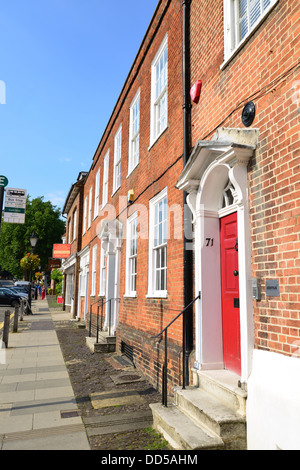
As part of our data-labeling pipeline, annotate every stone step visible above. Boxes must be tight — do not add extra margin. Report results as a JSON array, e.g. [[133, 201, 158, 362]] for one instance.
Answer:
[[176, 388, 246, 449], [86, 335, 116, 353], [98, 331, 116, 344], [192, 369, 247, 416], [150, 377, 247, 450], [150, 403, 224, 450]]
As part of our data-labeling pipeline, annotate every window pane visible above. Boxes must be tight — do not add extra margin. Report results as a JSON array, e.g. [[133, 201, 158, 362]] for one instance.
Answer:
[[128, 217, 137, 293], [263, 0, 271, 8], [239, 0, 269, 40], [249, 0, 261, 28], [240, 0, 247, 16], [154, 246, 167, 292], [155, 46, 167, 100], [240, 0, 249, 39]]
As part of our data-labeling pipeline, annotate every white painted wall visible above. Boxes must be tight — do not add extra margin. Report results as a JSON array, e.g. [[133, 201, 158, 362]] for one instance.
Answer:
[[247, 349, 300, 450]]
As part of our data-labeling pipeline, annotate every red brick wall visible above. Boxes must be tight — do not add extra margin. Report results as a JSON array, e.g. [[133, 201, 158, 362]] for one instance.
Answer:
[[190, 0, 300, 357], [63, 181, 85, 315], [80, 0, 187, 389]]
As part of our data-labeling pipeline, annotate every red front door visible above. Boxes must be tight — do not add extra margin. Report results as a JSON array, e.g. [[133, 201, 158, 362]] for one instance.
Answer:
[[220, 212, 241, 375]]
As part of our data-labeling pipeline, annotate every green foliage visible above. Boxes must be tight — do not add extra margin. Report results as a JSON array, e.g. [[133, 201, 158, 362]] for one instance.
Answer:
[[51, 268, 63, 295], [51, 268, 63, 283], [20, 253, 40, 271], [0, 195, 65, 278]]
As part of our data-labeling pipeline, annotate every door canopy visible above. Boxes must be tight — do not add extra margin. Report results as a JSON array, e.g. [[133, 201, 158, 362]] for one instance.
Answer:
[[176, 128, 258, 217]]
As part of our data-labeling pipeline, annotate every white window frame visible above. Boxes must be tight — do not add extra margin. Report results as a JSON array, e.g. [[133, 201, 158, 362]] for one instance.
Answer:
[[73, 209, 77, 241], [83, 196, 87, 235], [91, 244, 97, 296], [102, 151, 109, 208], [99, 244, 106, 296], [150, 35, 168, 147], [222, 0, 279, 67], [128, 90, 140, 175], [125, 212, 138, 297], [94, 168, 100, 219], [88, 186, 93, 229], [68, 218, 71, 243], [147, 187, 168, 298], [113, 126, 122, 194]]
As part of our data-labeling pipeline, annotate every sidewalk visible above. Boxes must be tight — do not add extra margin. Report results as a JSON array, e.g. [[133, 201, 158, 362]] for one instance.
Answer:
[[0, 300, 90, 450]]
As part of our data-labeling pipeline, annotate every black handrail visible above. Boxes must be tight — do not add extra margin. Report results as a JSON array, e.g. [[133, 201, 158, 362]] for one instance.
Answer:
[[89, 297, 120, 340], [151, 291, 201, 407]]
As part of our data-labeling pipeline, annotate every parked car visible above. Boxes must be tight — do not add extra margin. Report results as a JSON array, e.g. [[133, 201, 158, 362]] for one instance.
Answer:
[[14, 281, 35, 297], [0, 280, 15, 287], [5, 287, 28, 299], [0, 288, 21, 307]]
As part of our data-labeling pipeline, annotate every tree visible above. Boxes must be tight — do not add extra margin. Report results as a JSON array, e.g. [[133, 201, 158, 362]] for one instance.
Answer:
[[0, 196, 65, 279], [51, 268, 63, 295]]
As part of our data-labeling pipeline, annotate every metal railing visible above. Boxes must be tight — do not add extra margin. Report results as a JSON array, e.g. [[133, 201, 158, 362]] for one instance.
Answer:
[[151, 292, 201, 407], [88, 297, 120, 341]]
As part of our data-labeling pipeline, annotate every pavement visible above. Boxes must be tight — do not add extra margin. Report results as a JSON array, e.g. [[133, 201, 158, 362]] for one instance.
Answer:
[[0, 299, 91, 450]]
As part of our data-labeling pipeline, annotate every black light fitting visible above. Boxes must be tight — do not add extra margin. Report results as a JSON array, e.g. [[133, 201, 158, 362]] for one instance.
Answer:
[[242, 101, 256, 127]]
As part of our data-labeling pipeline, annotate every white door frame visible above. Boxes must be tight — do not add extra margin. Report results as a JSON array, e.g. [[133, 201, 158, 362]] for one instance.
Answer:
[[98, 219, 123, 334], [176, 130, 258, 384]]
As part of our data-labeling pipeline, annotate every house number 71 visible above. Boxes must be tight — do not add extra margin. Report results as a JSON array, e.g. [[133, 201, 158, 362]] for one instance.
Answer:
[[206, 238, 214, 247]]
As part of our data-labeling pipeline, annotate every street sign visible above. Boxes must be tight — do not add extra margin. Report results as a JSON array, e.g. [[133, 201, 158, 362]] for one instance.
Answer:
[[3, 188, 27, 224], [0, 176, 8, 187]]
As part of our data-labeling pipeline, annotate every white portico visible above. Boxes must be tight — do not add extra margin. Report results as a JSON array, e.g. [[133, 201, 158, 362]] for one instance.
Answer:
[[176, 128, 258, 385]]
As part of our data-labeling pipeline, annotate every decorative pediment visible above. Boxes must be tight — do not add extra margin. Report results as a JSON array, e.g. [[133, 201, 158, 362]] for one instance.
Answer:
[[176, 140, 256, 194], [176, 129, 258, 220]]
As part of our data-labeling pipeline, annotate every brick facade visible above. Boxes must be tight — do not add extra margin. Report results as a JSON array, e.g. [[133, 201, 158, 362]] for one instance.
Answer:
[[62, 172, 87, 315], [61, 0, 300, 417], [70, 0, 187, 390], [189, 0, 299, 358]]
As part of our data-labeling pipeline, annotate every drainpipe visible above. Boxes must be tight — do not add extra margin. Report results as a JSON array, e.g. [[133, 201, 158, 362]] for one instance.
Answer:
[[182, 0, 193, 386]]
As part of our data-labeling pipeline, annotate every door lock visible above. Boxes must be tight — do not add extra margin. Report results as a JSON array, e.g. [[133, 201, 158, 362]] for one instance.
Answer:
[[233, 270, 239, 277]]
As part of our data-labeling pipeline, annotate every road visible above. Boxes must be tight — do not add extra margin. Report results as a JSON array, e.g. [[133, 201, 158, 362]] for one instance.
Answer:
[[0, 303, 28, 329], [0, 306, 15, 330]]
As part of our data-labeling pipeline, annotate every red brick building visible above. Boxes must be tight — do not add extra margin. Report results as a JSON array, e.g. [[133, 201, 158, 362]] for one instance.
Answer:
[[62, 171, 87, 316], [176, 0, 300, 450], [61, 0, 300, 449], [68, 0, 188, 384]]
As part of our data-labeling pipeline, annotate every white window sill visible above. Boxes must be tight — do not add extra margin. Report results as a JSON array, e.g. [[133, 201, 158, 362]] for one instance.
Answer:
[[148, 126, 168, 151], [124, 293, 137, 298], [146, 292, 168, 299], [127, 163, 139, 178], [111, 185, 121, 197]]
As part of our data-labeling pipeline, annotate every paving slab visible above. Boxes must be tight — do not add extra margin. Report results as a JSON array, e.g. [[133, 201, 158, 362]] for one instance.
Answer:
[[90, 389, 146, 409], [0, 300, 90, 450]]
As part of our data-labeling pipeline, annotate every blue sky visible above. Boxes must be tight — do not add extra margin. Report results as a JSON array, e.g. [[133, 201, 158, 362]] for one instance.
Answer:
[[0, 0, 158, 212]]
